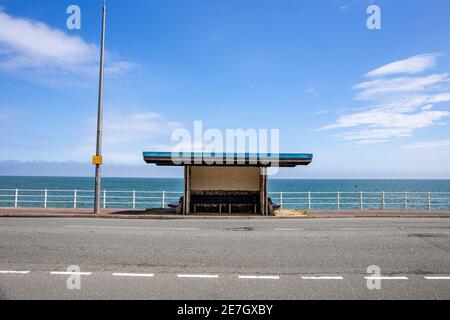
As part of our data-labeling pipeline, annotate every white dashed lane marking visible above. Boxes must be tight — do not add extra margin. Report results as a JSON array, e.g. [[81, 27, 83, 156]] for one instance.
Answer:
[[112, 273, 155, 278], [65, 226, 199, 231], [424, 276, 450, 280], [239, 275, 280, 280], [177, 274, 219, 279], [364, 276, 408, 280], [4, 269, 450, 283], [301, 276, 344, 280], [50, 271, 92, 276]]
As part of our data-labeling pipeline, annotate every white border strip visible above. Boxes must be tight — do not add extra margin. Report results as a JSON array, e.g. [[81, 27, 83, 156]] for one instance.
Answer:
[[424, 276, 450, 280], [0, 271, 30, 274]]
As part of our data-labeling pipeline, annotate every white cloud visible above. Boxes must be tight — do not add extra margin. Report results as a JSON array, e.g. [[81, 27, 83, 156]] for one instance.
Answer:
[[323, 108, 450, 131], [0, 9, 135, 85], [104, 112, 181, 145], [72, 111, 182, 165], [354, 73, 448, 100], [428, 92, 450, 103], [366, 53, 440, 78], [304, 85, 319, 96], [403, 138, 450, 149], [319, 53, 450, 144]]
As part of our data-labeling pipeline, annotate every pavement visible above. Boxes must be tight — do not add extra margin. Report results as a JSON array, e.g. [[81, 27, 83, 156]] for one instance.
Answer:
[[1, 207, 450, 219], [1, 217, 450, 299]]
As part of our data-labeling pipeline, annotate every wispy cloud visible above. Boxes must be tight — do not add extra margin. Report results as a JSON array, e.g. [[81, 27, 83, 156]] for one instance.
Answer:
[[105, 112, 181, 145], [0, 9, 136, 86], [319, 53, 450, 144], [72, 111, 182, 164], [403, 138, 450, 149], [354, 73, 448, 100], [304, 85, 319, 96], [366, 53, 441, 78]]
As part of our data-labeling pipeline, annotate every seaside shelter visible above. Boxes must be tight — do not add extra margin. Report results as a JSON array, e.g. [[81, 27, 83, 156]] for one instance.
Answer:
[[143, 152, 313, 215]]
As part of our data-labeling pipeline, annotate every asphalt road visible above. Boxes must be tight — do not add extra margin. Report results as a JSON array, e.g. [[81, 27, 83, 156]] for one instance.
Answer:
[[1, 217, 450, 300]]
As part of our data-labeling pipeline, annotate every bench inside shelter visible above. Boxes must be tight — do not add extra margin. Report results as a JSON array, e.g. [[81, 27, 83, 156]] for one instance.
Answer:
[[190, 191, 259, 214]]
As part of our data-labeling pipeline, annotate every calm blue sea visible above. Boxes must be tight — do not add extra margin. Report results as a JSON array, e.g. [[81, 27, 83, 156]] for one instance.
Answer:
[[1, 176, 450, 193], [1, 176, 449, 210]]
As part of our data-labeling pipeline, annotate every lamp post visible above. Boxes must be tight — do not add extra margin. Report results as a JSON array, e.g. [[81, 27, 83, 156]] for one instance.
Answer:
[[93, 0, 106, 214]]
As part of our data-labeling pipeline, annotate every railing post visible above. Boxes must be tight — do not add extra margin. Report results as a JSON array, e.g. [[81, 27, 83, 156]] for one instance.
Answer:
[[308, 192, 311, 211], [280, 192, 283, 211], [162, 191, 166, 209], [404, 192, 408, 211], [382, 191, 385, 210], [14, 189, 18, 208], [360, 192, 363, 211], [337, 192, 341, 211], [428, 192, 431, 211], [74, 190, 77, 209], [103, 190, 106, 209], [132, 191, 136, 210], [44, 189, 48, 208]]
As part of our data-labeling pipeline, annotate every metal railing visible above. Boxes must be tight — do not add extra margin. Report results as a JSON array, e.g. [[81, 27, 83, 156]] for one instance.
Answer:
[[0, 189, 182, 210], [271, 191, 450, 211], [0, 189, 449, 211]]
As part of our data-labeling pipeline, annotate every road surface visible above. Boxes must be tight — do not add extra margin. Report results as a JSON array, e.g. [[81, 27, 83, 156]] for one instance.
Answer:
[[1, 217, 449, 299]]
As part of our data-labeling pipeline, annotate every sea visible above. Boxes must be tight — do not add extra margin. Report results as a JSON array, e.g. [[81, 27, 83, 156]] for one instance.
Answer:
[[1, 176, 449, 210]]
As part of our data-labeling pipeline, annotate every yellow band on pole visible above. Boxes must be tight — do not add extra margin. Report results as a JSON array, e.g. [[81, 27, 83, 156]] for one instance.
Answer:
[[92, 156, 103, 165]]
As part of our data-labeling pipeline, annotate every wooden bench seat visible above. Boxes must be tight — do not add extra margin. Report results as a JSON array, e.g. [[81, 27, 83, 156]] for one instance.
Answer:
[[190, 194, 259, 214]]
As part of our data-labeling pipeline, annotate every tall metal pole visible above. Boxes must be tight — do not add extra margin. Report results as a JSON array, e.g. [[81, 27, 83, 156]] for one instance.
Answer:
[[94, 1, 106, 214]]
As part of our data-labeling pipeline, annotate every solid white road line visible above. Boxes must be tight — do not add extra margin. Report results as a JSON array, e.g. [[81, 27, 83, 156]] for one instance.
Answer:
[[112, 273, 155, 277], [424, 276, 450, 280], [65, 226, 199, 231], [0, 271, 30, 274], [50, 271, 92, 276], [239, 275, 280, 280], [301, 276, 343, 280], [177, 274, 219, 279], [275, 228, 400, 231], [364, 276, 408, 280]]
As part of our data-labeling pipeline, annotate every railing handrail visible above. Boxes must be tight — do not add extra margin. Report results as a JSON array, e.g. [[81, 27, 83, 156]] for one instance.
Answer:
[[1, 188, 448, 194], [0, 189, 183, 194], [268, 191, 450, 195], [1, 189, 450, 211]]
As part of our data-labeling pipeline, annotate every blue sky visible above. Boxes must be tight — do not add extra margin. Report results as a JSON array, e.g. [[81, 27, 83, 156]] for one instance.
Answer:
[[1, 0, 450, 178]]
